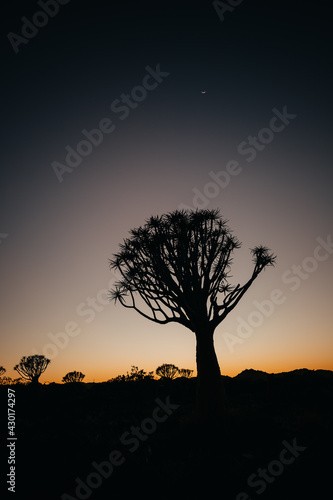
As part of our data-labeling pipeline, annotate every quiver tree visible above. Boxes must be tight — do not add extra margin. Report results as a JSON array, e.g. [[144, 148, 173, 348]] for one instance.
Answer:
[[109, 209, 276, 421], [62, 371, 85, 383], [14, 355, 50, 385], [156, 363, 179, 380], [0, 366, 6, 377], [179, 368, 194, 378]]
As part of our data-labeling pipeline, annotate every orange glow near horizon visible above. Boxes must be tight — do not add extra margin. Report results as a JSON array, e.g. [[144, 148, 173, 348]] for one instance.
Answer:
[[6, 359, 333, 386], [3, 318, 333, 384], [2, 239, 333, 386], [1, 103, 333, 389]]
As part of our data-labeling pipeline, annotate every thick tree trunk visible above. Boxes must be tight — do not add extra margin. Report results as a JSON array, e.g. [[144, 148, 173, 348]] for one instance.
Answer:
[[195, 325, 228, 423], [31, 375, 40, 385]]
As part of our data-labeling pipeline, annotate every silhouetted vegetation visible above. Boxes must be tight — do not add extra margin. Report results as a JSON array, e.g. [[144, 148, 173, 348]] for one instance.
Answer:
[[0, 376, 11, 385], [108, 365, 154, 383], [155, 363, 179, 379], [0, 366, 6, 376], [109, 209, 276, 420], [179, 368, 193, 378], [0, 376, 25, 385], [107, 364, 193, 383], [62, 371, 85, 383], [13, 354, 50, 384]]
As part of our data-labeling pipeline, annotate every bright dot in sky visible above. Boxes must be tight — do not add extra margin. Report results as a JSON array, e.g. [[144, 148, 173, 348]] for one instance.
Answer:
[[201, 90, 206, 94]]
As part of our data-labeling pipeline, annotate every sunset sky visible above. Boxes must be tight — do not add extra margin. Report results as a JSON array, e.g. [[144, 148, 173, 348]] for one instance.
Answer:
[[1, 0, 332, 383]]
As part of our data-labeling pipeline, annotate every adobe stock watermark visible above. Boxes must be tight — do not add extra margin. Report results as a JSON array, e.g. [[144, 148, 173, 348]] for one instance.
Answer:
[[223, 235, 333, 352], [236, 438, 307, 499], [213, 0, 245, 23], [51, 64, 170, 183], [178, 106, 296, 211], [7, 0, 71, 55], [31, 271, 119, 361], [61, 396, 180, 500]]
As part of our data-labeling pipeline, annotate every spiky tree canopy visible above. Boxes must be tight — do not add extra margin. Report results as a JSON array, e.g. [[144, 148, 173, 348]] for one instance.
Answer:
[[156, 363, 179, 379], [14, 355, 50, 383], [179, 368, 194, 378], [109, 209, 276, 333], [62, 371, 85, 383]]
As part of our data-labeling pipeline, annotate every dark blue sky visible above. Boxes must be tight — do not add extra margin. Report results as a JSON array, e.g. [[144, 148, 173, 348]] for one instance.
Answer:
[[1, 0, 333, 381]]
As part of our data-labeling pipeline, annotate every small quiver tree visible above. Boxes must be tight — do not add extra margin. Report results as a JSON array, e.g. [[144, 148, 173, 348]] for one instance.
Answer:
[[156, 363, 179, 379], [62, 371, 85, 383], [179, 368, 194, 378], [14, 355, 50, 385]]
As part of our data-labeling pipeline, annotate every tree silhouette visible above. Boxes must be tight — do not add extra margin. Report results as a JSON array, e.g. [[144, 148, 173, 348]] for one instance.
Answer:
[[62, 371, 85, 383], [179, 368, 194, 378], [156, 363, 179, 379], [14, 355, 50, 385], [0, 366, 6, 377], [109, 209, 276, 419]]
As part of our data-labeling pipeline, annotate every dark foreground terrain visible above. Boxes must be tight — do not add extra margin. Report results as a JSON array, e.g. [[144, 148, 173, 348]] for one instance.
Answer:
[[1, 368, 332, 500]]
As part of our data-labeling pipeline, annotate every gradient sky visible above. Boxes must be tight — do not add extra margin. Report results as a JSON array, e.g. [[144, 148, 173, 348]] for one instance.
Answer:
[[1, 0, 332, 383]]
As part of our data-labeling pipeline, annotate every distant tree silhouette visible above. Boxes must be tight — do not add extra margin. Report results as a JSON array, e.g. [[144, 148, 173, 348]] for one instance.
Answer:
[[0, 366, 6, 376], [14, 355, 50, 385], [109, 209, 276, 420], [62, 371, 85, 383], [156, 363, 179, 379], [179, 368, 194, 378]]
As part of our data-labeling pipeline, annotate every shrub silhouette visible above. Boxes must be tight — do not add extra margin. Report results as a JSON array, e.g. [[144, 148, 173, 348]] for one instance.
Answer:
[[0, 376, 12, 385], [13, 377, 26, 385], [62, 371, 85, 383], [127, 365, 154, 381], [109, 365, 154, 382], [14, 354, 50, 384], [0, 366, 6, 376], [156, 363, 179, 379], [0, 377, 25, 386], [110, 208, 276, 420]]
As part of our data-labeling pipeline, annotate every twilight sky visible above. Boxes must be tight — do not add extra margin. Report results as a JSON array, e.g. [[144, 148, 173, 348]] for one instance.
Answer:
[[1, 0, 332, 383]]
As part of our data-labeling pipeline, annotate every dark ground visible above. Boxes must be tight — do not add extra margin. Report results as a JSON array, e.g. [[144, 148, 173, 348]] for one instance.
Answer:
[[1, 368, 332, 500]]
